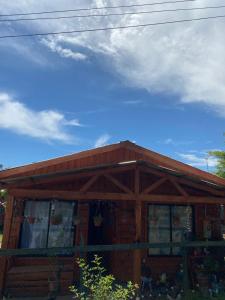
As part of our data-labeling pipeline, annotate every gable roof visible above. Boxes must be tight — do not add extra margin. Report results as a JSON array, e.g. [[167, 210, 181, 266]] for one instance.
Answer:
[[0, 140, 225, 188]]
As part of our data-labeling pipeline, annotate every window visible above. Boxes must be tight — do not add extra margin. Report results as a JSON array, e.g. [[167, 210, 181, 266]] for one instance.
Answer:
[[148, 204, 193, 255], [20, 200, 76, 249]]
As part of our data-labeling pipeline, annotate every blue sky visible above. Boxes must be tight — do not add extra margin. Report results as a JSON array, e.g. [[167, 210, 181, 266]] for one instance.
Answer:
[[0, 0, 224, 171]]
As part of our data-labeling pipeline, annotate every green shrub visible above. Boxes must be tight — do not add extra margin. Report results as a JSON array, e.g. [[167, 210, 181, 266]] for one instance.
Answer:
[[70, 255, 138, 300]]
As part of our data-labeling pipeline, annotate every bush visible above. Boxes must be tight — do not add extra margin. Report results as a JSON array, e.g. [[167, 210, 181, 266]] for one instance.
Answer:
[[70, 255, 138, 300]]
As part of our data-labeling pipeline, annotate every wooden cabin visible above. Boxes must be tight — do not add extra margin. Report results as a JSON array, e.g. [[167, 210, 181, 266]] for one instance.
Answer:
[[0, 141, 225, 298]]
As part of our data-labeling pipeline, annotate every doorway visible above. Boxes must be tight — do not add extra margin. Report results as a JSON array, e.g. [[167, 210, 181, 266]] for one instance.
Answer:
[[88, 201, 115, 273]]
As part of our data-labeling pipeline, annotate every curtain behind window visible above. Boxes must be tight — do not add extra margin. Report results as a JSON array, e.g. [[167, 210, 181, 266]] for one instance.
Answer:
[[48, 201, 75, 248], [20, 201, 50, 248]]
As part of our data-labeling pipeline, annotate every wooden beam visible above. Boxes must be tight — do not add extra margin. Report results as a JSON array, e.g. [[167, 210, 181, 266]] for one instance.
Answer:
[[104, 174, 133, 194], [140, 165, 166, 179], [168, 177, 189, 197], [142, 177, 168, 194], [5, 164, 136, 189], [135, 167, 140, 195], [0, 196, 14, 297], [140, 194, 225, 204], [8, 189, 134, 201], [79, 175, 99, 192], [133, 167, 142, 284], [140, 164, 225, 197], [174, 177, 225, 197], [133, 200, 142, 285], [8, 188, 225, 204]]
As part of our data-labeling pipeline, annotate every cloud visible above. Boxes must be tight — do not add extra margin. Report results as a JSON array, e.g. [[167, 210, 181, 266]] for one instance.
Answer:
[[178, 152, 218, 168], [160, 138, 194, 146], [123, 100, 143, 105], [94, 134, 111, 148], [0, 93, 81, 143], [42, 38, 86, 60], [2, 0, 225, 115]]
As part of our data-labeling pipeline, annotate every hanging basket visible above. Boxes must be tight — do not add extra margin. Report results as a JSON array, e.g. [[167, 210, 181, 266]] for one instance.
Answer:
[[28, 216, 36, 224], [173, 215, 180, 226], [73, 215, 81, 226], [93, 214, 103, 227], [51, 214, 62, 225]]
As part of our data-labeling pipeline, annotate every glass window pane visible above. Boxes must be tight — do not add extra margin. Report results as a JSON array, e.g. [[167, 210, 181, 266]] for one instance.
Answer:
[[48, 201, 75, 248], [172, 206, 193, 254], [20, 201, 50, 248], [148, 205, 170, 255]]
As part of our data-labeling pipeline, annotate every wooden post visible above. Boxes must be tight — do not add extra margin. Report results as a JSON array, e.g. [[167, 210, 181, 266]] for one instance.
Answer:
[[133, 168, 142, 285], [182, 243, 189, 300], [0, 195, 14, 297]]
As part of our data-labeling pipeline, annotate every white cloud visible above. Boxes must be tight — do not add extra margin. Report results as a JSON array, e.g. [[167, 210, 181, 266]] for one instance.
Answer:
[[160, 138, 194, 146], [2, 0, 225, 115], [123, 100, 143, 105], [42, 38, 86, 60], [0, 93, 81, 143], [94, 134, 111, 148], [178, 152, 218, 168]]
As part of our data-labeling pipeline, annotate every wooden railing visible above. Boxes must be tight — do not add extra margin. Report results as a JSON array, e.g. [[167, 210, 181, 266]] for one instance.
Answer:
[[1, 240, 225, 299]]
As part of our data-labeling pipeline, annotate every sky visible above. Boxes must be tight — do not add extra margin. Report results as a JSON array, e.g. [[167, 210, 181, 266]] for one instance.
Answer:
[[0, 0, 224, 171]]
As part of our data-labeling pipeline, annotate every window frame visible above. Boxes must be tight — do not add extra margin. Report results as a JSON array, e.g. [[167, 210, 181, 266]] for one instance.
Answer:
[[19, 199, 77, 251], [147, 204, 194, 257]]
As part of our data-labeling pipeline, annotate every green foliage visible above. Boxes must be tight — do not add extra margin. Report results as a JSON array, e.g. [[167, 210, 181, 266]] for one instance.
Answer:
[[0, 189, 7, 198], [209, 150, 225, 178], [209, 134, 225, 178], [0, 189, 7, 207], [70, 255, 138, 300]]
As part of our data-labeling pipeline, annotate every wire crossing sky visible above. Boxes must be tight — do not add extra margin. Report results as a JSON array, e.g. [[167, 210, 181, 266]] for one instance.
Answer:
[[0, 0, 224, 171], [0, 4, 224, 22], [0, 14, 225, 39], [0, 0, 200, 17]]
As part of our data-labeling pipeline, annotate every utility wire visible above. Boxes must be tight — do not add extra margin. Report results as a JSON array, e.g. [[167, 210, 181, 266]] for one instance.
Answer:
[[0, 0, 200, 17], [0, 14, 225, 39], [1, 5, 225, 22]]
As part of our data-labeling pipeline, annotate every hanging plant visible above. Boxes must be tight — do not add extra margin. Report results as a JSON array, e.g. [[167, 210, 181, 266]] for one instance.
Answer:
[[28, 216, 36, 224], [73, 215, 81, 226], [151, 215, 159, 226], [173, 215, 180, 226], [51, 214, 63, 225], [93, 214, 103, 227]]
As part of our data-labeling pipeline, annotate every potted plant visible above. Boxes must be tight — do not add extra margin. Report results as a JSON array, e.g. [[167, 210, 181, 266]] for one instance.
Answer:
[[51, 214, 62, 225], [73, 215, 81, 226], [28, 216, 35, 224], [93, 213, 103, 227]]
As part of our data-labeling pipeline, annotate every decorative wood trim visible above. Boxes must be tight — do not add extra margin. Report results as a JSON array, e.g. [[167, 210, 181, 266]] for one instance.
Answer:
[[79, 175, 99, 193], [174, 177, 225, 197], [142, 177, 168, 195], [104, 174, 133, 194], [168, 177, 189, 197]]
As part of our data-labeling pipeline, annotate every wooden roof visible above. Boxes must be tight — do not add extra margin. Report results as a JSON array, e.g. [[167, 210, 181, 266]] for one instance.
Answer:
[[0, 140, 225, 188]]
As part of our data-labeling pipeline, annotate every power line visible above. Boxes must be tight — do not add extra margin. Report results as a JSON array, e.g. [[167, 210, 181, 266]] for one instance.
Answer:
[[0, 0, 200, 17], [1, 4, 225, 22], [0, 14, 225, 39]]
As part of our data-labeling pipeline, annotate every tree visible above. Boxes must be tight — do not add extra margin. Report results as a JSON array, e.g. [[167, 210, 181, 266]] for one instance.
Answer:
[[0, 189, 7, 207], [209, 135, 225, 178], [70, 255, 138, 300]]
